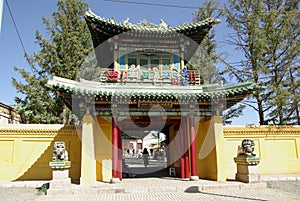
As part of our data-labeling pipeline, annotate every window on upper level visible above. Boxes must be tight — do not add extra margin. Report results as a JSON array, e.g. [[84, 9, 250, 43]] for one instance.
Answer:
[[162, 56, 171, 70], [122, 53, 174, 72], [140, 58, 148, 70], [150, 58, 159, 70], [128, 54, 137, 69]]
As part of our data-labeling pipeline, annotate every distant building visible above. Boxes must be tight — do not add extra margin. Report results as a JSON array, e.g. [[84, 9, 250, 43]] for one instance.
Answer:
[[0, 102, 21, 124], [143, 131, 166, 151], [122, 131, 166, 157]]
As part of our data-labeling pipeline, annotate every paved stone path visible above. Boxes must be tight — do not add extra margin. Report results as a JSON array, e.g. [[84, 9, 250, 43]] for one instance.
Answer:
[[0, 178, 300, 201], [32, 178, 299, 201], [35, 183, 299, 201], [35, 191, 298, 201], [0, 187, 42, 201], [1, 157, 300, 201]]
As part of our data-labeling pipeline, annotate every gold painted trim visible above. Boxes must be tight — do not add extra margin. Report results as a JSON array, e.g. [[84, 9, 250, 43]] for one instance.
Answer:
[[224, 125, 300, 137], [0, 124, 80, 136]]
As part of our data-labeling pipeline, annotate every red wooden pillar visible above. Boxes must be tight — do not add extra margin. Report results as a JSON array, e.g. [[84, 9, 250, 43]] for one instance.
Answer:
[[179, 125, 185, 178], [183, 116, 190, 178], [112, 117, 120, 181], [118, 127, 122, 180], [189, 115, 198, 180]]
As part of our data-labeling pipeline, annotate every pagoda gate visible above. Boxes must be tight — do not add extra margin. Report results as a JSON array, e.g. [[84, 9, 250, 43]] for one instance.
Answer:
[[47, 11, 258, 184]]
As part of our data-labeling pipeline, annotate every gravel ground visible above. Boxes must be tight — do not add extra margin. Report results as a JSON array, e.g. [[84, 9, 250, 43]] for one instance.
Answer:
[[266, 180, 300, 196], [0, 187, 44, 201], [0, 181, 299, 201]]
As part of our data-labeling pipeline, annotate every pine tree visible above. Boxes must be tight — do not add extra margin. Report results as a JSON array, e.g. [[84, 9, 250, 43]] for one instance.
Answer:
[[191, 0, 221, 84], [192, 0, 245, 125], [222, 0, 299, 125], [263, 1, 300, 125], [12, 0, 93, 123]]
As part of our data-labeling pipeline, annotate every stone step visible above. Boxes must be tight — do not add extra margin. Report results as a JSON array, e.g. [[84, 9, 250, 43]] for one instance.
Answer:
[[46, 187, 126, 196], [46, 181, 267, 196]]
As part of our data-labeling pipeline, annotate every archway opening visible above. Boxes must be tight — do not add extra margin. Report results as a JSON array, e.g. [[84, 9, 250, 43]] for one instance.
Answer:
[[119, 116, 180, 179]]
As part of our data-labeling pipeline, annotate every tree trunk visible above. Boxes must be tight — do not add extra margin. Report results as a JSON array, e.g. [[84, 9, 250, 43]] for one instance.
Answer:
[[256, 92, 265, 125]]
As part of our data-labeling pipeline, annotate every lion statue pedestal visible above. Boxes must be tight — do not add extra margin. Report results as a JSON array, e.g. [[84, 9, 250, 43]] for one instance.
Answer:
[[234, 139, 260, 183], [48, 141, 72, 195]]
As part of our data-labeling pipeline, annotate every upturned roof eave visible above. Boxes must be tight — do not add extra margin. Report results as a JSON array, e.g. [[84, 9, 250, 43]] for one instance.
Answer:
[[84, 10, 220, 33], [47, 76, 258, 100], [84, 10, 220, 47]]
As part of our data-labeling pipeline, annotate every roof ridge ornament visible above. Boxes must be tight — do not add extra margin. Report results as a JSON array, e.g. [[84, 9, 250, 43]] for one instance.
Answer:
[[142, 19, 148, 26], [159, 19, 169, 29], [109, 17, 116, 24], [122, 17, 131, 26]]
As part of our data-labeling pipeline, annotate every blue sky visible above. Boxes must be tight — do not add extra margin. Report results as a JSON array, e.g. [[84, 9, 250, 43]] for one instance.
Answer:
[[0, 0, 258, 125]]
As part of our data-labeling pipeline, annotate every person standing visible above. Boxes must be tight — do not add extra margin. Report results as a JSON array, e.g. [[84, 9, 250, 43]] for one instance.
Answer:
[[142, 148, 149, 168], [150, 148, 153, 157]]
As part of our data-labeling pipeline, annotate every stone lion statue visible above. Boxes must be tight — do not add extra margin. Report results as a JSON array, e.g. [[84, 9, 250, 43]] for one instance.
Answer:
[[52, 141, 69, 161], [237, 139, 256, 157]]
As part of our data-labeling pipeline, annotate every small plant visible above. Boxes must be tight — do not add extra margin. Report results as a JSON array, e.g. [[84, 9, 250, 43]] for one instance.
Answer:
[[36, 183, 49, 195], [266, 182, 272, 188]]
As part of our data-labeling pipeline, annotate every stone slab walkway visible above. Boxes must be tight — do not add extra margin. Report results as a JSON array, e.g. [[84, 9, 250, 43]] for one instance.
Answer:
[[36, 178, 300, 201], [1, 175, 300, 201]]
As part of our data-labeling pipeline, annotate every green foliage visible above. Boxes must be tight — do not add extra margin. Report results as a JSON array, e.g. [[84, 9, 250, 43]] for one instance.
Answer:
[[262, 1, 300, 125], [222, 0, 299, 125], [36, 183, 49, 195], [192, 0, 245, 124], [223, 104, 246, 125], [191, 0, 221, 84], [78, 52, 101, 81], [12, 0, 93, 123]]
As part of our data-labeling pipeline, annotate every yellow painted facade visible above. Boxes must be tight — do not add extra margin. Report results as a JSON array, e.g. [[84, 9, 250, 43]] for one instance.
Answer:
[[94, 116, 113, 183], [0, 124, 81, 181], [195, 116, 226, 181], [223, 125, 300, 180], [0, 123, 300, 182], [80, 115, 113, 184]]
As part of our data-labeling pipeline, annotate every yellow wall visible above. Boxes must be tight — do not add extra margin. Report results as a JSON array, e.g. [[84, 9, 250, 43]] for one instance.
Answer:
[[80, 115, 113, 184], [95, 116, 112, 182], [196, 116, 226, 181], [1, 123, 300, 182], [0, 124, 81, 181], [223, 126, 300, 180]]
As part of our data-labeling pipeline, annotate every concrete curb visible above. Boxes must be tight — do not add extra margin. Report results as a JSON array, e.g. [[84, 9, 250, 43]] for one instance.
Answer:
[[0, 180, 49, 188], [260, 174, 300, 181]]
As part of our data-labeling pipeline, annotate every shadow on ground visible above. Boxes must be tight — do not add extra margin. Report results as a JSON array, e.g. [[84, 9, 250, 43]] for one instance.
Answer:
[[184, 186, 267, 201]]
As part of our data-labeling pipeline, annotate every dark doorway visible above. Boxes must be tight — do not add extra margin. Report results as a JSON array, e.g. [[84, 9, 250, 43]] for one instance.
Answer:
[[119, 116, 179, 179], [122, 156, 168, 178]]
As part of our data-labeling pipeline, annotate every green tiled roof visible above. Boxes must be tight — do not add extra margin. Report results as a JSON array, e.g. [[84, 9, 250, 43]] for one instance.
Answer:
[[84, 10, 220, 48], [85, 11, 219, 33], [47, 76, 258, 108]]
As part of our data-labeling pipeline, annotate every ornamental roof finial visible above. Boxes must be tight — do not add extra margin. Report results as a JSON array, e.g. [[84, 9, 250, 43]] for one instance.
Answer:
[[159, 19, 169, 29], [109, 17, 116, 24], [142, 19, 148, 26], [123, 17, 131, 25]]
